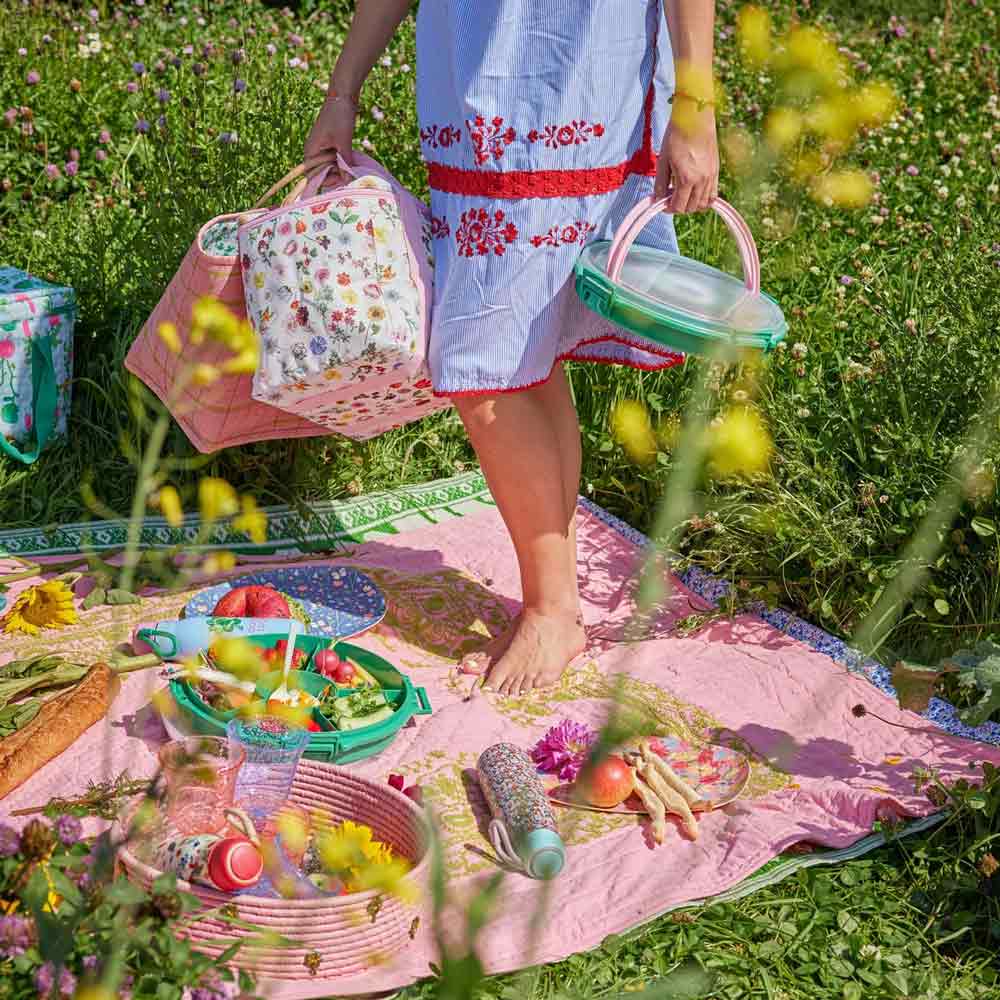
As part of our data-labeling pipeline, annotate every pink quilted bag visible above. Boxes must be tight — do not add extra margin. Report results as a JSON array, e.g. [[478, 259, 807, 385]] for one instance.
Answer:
[[239, 152, 449, 441], [125, 159, 340, 453]]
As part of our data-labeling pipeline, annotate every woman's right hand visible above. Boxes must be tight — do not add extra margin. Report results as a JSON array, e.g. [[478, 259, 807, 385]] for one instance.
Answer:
[[304, 89, 359, 167]]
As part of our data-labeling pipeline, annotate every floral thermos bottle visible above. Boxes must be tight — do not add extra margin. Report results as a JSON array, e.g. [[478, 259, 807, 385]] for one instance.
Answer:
[[477, 743, 565, 880]]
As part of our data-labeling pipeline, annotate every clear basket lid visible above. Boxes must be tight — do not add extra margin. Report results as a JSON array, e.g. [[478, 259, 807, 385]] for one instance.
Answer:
[[578, 242, 785, 338]]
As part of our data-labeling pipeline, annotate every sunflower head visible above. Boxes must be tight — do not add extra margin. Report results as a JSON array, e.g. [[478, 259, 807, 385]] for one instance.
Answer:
[[2, 580, 78, 636]]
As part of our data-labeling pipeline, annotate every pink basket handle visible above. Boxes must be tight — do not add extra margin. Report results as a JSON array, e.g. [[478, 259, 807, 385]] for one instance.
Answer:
[[298, 152, 361, 200], [252, 153, 339, 209], [606, 194, 760, 295]]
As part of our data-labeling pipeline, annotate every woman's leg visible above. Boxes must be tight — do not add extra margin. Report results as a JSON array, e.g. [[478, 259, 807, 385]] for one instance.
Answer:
[[453, 367, 585, 696]]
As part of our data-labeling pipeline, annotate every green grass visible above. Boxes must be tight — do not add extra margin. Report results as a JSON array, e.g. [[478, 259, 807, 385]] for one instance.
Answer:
[[2, 1, 1000, 998]]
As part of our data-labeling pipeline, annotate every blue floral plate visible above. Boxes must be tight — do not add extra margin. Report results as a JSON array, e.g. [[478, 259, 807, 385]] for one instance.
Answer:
[[184, 567, 386, 641]]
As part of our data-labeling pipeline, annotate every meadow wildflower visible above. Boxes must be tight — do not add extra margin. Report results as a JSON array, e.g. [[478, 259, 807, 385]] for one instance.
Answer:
[[65, 161, 78, 177], [126, 81, 138, 94], [135, 118, 150, 133], [233, 78, 247, 93], [132, 60, 146, 75], [26, 70, 40, 85], [44, 163, 60, 180], [157, 87, 170, 104]]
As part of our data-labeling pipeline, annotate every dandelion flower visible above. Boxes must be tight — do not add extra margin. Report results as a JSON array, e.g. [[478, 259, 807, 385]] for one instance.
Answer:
[[2, 580, 78, 635]]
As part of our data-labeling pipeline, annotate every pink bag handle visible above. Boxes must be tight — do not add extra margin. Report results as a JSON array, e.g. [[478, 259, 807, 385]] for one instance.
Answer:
[[252, 153, 339, 209], [606, 194, 760, 295]]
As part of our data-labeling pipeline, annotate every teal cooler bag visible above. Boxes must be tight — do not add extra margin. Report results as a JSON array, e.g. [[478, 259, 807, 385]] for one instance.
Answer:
[[0, 267, 75, 464]]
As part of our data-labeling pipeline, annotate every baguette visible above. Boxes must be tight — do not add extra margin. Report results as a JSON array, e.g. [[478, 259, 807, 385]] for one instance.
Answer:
[[0, 663, 118, 801]]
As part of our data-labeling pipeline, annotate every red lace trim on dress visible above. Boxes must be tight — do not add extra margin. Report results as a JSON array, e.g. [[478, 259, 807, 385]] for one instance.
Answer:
[[527, 121, 606, 148], [427, 81, 658, 198]]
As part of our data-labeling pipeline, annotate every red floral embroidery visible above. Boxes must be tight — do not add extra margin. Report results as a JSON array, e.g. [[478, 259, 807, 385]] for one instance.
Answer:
[[455, 208, 518, 257], [430, 215, 451, 239], [529, 221, 596, 248], [527, 120, 605, 149], [420, 124, 463, 149], [467, 116, 516, 166]]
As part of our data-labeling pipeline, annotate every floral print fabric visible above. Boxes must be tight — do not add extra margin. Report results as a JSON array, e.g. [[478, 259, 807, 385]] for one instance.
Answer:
[[0, 267, 74, 447], [239, 173, 447, 440]]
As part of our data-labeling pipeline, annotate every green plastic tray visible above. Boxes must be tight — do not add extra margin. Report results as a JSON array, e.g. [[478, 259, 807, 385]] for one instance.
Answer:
[[169, 637, 431, 764]]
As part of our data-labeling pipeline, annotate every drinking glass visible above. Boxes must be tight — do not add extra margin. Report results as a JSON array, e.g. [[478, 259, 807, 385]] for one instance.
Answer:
[[158, 736, 245, 836], [226, 716, 310, 831]]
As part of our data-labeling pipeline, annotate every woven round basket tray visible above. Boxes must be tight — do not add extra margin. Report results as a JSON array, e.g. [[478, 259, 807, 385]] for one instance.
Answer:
[[116, 760, 428, 982]]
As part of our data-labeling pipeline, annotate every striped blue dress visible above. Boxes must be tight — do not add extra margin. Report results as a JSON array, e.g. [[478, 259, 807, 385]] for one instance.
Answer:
[[415, 0, 681, 397]]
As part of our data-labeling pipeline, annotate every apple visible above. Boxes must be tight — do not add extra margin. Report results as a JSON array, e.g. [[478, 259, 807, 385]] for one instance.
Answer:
[[576, 755, 634, 809]]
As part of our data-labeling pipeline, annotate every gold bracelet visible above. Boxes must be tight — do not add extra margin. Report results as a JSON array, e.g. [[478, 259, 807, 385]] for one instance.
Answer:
[[670, 91, 716, 112]]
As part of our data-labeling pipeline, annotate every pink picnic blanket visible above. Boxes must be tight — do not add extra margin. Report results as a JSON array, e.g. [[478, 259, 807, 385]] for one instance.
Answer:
[[2, 503, 998, 998]]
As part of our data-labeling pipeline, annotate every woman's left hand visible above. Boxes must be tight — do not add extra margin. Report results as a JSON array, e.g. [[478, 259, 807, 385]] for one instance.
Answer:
[[654, 108, 720, 214]]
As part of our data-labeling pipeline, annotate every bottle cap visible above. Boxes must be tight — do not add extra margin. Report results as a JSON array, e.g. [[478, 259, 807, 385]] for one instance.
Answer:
[[522, 828, 565, 880], [207, 837, 263, 891]]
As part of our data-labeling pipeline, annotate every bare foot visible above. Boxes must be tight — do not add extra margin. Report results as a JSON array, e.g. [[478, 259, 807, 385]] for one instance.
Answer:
[[483, 609, 586, 697], [457, 617, 519, 675]]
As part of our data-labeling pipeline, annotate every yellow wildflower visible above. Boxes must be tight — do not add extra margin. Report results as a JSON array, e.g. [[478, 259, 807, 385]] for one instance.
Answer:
[[191, 363, 221, 386], [788, 151, 824, 185], [342, 289, 359, 306], [764, 107, 803, 151], [156, 321, 182, 355], [804, 95, 856, 144], [782, 25, 842, 85], [201, 551, 237, 575], [199, 477, 239, 522], [705, 407, 773, 480], [811, 169, 873, 208], [736, 6, 772, 68], [190, 296, 242, 347], [210, 636, 267, 682], [233, 494, 268, 545], [156, 485, 183, 528], [221, 345, 260, 376], [275, 810, 310, 859], [853, 81, 898, 127], [610, 400, 657, 467], [367, 305, 386, 321], [2, 580, 78, 635]]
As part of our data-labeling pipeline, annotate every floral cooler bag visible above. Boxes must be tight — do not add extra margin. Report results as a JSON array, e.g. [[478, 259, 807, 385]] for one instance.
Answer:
[[0, 267, 75, 464], [240, 152, 448, 439]]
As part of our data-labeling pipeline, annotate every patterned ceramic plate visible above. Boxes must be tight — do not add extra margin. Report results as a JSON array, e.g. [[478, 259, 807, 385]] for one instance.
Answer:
[[184, 567, 386, 641], [547, 736, 750, 814]]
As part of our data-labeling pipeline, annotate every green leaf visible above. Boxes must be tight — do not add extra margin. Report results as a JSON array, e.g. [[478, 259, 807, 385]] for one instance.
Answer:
[[104, 877, 148, 906], [890, 660, 944, 712], [884, 970, 909, 995], [843, 984, 863, 1000], [106, 588, 141, 605], [837, 910, 860, 933], [959, 688, 1000, 728], [971, 516, 996, 538], [933, 598, 951, 616], [81, 587, 107, 610]]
